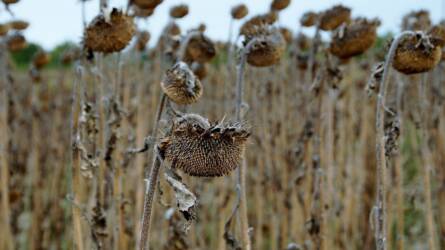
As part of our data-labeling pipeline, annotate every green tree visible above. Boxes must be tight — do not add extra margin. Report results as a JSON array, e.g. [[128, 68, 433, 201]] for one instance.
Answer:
[[10, 42, 41, 68]]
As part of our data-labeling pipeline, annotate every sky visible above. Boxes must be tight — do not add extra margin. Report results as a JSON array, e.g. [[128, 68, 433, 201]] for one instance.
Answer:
[[0, 0, 444, 50]]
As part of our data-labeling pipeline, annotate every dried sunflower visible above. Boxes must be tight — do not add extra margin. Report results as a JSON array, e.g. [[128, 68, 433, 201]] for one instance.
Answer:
[[271, 0, 291, 11], [132, 0, 162, 10], [83, 8, 135, 53], [401, 10, 431, 31], [32, 51, 51, 69], [319, 5, 351, 31], [158, 114, 250, 177], [300, 11, 318, 27], [161, 62, 202, 105], [170, 4, 188, 19], [239, 12, 278, 36], [8, 20, 29, 31], [2, 0, 19, 4], [183, 33, 216, 63], [392, 32, 442, 74], [6, 33, 26, 52], [231, 4, 248, 20], [330, 18, 380, 59], [244, 25, 285, 67]]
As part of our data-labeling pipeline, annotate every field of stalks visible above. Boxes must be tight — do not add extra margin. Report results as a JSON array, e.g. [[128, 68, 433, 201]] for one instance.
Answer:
[[1, 0, 445, 249]]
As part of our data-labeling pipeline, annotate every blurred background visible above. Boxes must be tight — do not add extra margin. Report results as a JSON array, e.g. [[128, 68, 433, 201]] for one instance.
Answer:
[[1, 0, 444, 49]]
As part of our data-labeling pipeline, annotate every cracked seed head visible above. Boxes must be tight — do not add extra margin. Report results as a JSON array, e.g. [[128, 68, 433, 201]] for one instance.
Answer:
[[271, 0, 291, 11], [393, 32, 442, 74], [161, 62, 203, 105], [184, 33, 216, 63], [170, 4, 189, 19], [83, 8, 135, 53], [231, 4, 248, 20], [158, 114, 250, 177], [244, 25, 285, 67], [319, 5, 351, 31], [300, 11, 318, 27], [330, 18, 380, 59]]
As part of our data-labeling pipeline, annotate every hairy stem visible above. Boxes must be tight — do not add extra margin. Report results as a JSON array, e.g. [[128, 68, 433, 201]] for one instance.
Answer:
[[375, 30, 414, 250], [139, 155, 162, 250], [138, 93, 167, 250]]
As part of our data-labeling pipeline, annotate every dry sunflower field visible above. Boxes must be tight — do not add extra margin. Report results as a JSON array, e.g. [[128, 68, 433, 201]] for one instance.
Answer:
[[0, 0, 445, 250]]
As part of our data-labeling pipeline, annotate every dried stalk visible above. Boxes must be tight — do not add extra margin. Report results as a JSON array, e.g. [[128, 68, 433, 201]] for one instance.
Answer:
[[374, 30, 414, 250], [138, 94, 167, 250], [232, 38, 259, 250], [71, 65, 85, 250], [139, 29, 204, 249], [0, 40, 14, 250]]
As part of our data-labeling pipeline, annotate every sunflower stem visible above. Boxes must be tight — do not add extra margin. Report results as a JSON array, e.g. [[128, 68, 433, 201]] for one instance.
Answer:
[[138, 93, 167, 250], [233, 38, 258, 250], [374, 30, 414, 250]]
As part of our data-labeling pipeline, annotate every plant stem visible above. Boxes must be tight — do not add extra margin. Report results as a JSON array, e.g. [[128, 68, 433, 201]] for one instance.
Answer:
[[375, 30, 414, 250], [138, 29, 185, 248], [139, 155, 162, 250], [0, 40, 14, 250], [233, 38, 258, 250], [138, 93, 167, 250], [71, 65, 85, 250], [305, 25, 320, 87]]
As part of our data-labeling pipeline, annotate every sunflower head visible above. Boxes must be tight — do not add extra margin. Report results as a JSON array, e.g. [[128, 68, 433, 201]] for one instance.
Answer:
[[158, 114, 250, 177]]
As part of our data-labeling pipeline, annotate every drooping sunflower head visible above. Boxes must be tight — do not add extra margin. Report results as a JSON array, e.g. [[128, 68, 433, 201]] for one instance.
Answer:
[[161, 62, 203, 105], [158, 114, 250, 177]]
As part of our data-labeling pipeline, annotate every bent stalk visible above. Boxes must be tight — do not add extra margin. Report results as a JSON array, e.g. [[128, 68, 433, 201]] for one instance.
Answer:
[[374, 31, 414, 250]]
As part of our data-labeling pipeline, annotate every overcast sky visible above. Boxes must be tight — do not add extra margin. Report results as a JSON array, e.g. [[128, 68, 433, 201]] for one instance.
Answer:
[[0, 0, 444, 50]]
